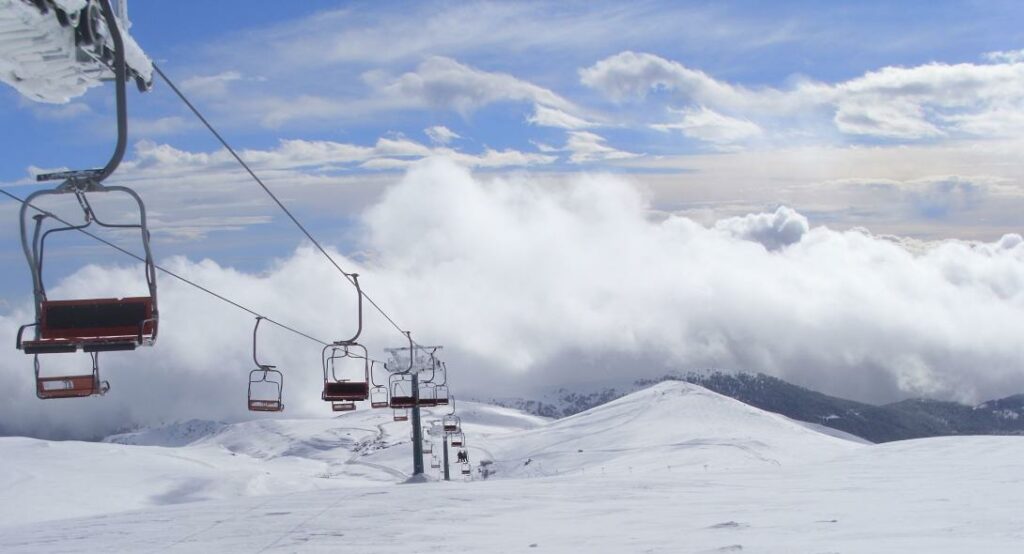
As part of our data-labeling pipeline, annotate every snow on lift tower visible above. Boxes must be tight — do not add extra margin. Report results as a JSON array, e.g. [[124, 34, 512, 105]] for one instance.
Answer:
[[0, 0, 152, 103]]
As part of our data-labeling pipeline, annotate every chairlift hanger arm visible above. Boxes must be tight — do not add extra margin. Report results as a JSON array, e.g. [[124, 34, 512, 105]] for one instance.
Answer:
[[252, 316, 275, 369]]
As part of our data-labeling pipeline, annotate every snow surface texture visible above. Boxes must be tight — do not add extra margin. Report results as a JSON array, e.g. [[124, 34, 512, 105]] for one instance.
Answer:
[[0, 0, 152, 103], [0, 382, 1021, 552]]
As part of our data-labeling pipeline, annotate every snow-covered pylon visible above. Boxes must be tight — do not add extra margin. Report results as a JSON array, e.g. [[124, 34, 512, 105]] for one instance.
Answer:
[[0, 0, 152, 103]]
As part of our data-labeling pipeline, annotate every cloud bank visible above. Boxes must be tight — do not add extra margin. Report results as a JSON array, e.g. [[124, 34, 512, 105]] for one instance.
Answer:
[[3, 158, 1024, 439], [582, 50, 1024, 142]]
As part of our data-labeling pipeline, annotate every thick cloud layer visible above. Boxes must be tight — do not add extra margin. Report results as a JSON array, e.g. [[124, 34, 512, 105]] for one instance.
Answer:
[[3, 158, 1024, 439]]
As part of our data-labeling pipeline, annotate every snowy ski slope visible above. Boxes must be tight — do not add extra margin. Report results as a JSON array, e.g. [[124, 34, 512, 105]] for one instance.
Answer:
[[0, 382, 1021, 552]]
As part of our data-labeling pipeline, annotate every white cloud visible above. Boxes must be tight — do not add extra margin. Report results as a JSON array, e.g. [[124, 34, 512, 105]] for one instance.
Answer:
[[832, 175, 1006, 219], [581, 51, 1024, 140], [527, 104, 595, 129], [425, 125, 460, 145], [651, 106, 762, 146], [579, 51, 761, 106], [564, 131, 639, 164], [365, 56, 576, 115], [983, 49, 1024, 64], [714, 206, 808, 250], [247, 57, 581, 126], [6, 159, 1024, 438]]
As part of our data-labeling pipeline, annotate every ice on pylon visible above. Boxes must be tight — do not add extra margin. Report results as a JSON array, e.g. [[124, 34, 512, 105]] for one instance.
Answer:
[[0, 0, 152, 103]]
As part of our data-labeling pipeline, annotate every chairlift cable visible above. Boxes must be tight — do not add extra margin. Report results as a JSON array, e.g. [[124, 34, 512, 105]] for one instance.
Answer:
[[151, 64, 423, 352], [0, 188, 328, 347]]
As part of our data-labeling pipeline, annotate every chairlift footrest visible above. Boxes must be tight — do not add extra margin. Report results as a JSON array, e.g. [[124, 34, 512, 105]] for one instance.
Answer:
[[36, 169, 104, 183]]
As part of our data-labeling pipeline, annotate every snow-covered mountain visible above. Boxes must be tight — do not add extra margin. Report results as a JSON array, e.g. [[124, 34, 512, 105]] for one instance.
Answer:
[[486, 371, 1024, 442], [1, 382, 1021, 552]]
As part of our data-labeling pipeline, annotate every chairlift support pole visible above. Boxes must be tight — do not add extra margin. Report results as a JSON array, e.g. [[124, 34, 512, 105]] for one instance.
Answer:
[[411, 370, 424, 476], [443, 432, 451, 481]]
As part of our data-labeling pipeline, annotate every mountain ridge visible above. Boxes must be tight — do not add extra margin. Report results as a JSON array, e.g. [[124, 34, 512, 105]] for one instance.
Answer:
[[481, 371, 1024, 443]]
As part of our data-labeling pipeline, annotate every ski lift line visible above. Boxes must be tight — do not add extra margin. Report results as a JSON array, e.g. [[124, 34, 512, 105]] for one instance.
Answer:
[[0, 188, 329, 348], [150, 64, 425, 353]]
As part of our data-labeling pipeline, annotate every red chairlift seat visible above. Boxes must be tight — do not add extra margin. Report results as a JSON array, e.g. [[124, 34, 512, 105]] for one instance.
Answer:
[[393, 409, 409, 422], [390, 395, 416, 409], [37, 374, 109, 399], [20, 297, 157, 354], [249, 399, 283, 412], [332, 401, 356, 412], [322, 381, 369, 402], [450, 432, 465, 447], [461, 463, 471, 475]]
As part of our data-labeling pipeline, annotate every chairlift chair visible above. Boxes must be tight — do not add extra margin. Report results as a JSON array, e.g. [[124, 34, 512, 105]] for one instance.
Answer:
[[417, 381, 439, 407], [15, 0, 157, 396], [368, 361, 390, 408], [321, 340, 369, 407], [369, 385, 389, 408], [423, 439, 433, 454], [461, 462, 471, 476], [430, 456, 441, 469], [33, 352, 109, 399], [433, 362, 450, 406], [393, 409, 409, 422], [248, 367, 284, 412], [443, 414, 461, 433], [247, 317, 284, 412], [320, 274, 367, 409], [450, 431, 465, 447], [389, 373, 416, 409], [434, 384, 450, 406]]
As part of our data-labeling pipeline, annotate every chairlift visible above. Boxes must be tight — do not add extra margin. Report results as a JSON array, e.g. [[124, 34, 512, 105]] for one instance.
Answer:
[[247, 317, 283, 412], [433, 361, 450, 406], [321, 342, 369, 406], [456, 448, 469, 464], [389, 373, 415, 409], [33, 352, 109, 399], [460, 462, 471, 476], [434, 384, 450, 406], [417, 381, 439, 407], [443, 415, 461, 433], [450, 431, 465, 447], [321, 274, 368, 408], [368, 360, 390, 408], [430, 456, 441, 469], [16, 2, 157, 394], [393, 408, 409, 422], [423, 439, 433, 454]]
